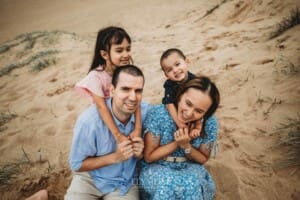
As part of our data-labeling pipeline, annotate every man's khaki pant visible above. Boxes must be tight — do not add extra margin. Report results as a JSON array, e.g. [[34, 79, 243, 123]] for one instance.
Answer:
[[64, 172, 139, 200]]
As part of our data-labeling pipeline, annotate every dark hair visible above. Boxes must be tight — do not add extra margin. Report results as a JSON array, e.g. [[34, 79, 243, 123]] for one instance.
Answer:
[[89, 26, 131, 72], [175, 76, 220, 138], [160, 48, 186, 67], [111, 65, 144, 87]]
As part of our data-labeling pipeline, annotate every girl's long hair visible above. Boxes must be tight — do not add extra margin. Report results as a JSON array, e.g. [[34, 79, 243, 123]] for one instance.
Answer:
[[89, 26, 131, 72]]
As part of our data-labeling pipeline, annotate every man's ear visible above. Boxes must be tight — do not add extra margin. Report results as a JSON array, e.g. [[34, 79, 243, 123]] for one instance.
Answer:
[[100, 50, 109, 60], [109, 84, 115, 97]]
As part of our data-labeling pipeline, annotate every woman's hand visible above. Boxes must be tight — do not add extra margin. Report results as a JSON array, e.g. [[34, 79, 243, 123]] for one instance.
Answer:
[[174, 128, 191, 149]]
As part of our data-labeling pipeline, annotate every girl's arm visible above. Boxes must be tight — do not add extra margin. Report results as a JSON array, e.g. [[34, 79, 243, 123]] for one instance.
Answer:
[[92, 94, 129, 143], [143, 132, 178, 163], [129, 105, 142, 138], [166, 103, 187, 128]]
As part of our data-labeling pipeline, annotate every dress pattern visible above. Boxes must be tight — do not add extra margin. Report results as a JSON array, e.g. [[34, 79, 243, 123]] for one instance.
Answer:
[[139, 104, 218, 200]]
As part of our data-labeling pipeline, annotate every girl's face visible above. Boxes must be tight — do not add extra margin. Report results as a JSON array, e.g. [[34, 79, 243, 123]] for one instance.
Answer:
[[107, 38, 132, 68], [161, 52, 189, 82], [177, 88, 212, 124]]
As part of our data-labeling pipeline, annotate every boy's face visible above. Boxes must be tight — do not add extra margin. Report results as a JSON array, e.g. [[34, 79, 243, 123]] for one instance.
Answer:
[[161, 52, 189, 82]]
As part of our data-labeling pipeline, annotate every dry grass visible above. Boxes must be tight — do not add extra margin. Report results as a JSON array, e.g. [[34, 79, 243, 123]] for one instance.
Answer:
[[0, 148, 32, 185], [270, 8, 300, 39], [272, 117, 300, 168], [0, 30, 76, 54], [0, 30, 79, 77], [195, 0, 228, 21], [0, 50, 58, 76], [0, 112, 17, 132]]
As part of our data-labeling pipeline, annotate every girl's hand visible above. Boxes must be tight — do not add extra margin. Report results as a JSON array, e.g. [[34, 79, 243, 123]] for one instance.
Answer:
[[129, 128, 141, 139], [116, 132, 131, 144], [174, 128, 191, 149], [131, 137, 144, 159]]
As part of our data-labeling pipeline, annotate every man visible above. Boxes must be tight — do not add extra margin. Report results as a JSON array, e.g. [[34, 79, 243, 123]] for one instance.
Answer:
[[65, 65, 151, 200]]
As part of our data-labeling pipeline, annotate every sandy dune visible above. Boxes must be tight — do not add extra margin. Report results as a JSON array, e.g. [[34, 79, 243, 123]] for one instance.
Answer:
[[0, 0, 300, 199]]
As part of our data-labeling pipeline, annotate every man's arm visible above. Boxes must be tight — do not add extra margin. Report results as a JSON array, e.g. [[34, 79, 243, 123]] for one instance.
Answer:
[[77, 140, 134, 172]]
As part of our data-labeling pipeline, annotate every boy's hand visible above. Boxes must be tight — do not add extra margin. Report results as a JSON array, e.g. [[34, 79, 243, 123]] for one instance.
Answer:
[[190, 128, 201, 139], [189, 120, 203, 138]]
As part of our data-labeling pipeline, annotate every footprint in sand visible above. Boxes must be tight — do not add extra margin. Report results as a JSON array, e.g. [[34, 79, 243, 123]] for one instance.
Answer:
[[254, 58, 274, 65], [46, 84, 74, 97], [43, 126, 56, 136], [66, 104, 75, 111], [63, 112, 78, 131]]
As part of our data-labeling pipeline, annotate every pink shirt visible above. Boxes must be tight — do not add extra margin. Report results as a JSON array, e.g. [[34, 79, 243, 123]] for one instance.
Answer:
[[75, 66, 112, 103]]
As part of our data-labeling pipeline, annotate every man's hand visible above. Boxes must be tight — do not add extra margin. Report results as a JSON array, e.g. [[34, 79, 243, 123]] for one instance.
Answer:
[[114, 140, 134, 163], [131, 137, 144, 159]]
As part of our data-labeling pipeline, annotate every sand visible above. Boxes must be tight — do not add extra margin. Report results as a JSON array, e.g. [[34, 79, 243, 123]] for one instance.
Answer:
[[0, 0, 300, 199]]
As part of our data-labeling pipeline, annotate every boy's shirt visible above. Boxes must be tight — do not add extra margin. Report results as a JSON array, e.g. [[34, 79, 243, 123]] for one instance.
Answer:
[[162, 71, 196, 104]]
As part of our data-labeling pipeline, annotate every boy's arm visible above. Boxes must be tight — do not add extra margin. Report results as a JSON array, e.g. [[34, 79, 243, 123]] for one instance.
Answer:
[[92, 94, 129, 143], [189, 119, 203, 139], [166, 103, 186, 128]]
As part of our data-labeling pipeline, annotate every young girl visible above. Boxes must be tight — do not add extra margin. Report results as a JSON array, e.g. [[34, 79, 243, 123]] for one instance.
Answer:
[[160, 48, 203, 138], [75, 26, 141, 143]]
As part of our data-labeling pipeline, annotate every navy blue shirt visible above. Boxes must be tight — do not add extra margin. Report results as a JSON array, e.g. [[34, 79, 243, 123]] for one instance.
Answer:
[[162, 71, 196, 104]]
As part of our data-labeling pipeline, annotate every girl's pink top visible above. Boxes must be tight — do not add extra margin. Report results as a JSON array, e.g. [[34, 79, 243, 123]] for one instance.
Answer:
[[75, 66, 112, 103]]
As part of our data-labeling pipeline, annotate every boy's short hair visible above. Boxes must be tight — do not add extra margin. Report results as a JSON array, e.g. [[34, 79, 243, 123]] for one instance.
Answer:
[[160, 48, 186, 69]]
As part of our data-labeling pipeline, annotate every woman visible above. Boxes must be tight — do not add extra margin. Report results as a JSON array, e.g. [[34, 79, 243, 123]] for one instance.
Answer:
[[139, 76, 220, 200]]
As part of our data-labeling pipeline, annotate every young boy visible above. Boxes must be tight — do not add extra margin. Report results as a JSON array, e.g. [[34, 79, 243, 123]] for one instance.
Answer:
[[160, 48, 202, 138]]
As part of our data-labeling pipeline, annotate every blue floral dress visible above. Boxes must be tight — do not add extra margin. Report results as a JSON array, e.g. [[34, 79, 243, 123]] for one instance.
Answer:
[[139, 104, 218, 200]]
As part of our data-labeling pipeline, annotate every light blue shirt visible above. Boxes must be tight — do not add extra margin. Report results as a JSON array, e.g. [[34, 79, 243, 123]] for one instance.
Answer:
[[69, 98, 152, 195]]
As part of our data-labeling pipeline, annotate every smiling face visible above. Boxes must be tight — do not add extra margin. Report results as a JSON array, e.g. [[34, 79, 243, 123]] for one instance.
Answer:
[[177, 88, 212, 124], [109, 38, 131, 66], [110, 71, 144, 123], [102, 38, 132, 73], [161, 52, 189, 82]]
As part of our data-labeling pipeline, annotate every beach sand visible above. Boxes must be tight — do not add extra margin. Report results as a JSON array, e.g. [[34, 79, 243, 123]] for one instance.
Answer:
[[0, 0, 300, 199]]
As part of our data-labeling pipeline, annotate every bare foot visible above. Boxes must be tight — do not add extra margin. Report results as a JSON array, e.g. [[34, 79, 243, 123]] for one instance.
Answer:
[[25, 189, 48, 200]]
